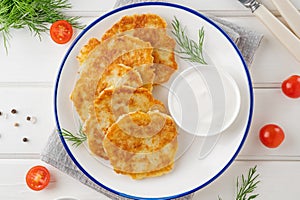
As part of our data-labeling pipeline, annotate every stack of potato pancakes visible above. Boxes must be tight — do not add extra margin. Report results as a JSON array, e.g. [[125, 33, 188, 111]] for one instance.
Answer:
[[70, 14, 178, 179]]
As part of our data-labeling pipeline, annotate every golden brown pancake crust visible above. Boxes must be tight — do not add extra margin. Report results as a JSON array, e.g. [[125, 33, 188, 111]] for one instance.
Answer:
[[103, 111, 178, 179], [101, 14, 178, 84], [94, 86, 166, 134], [70, 35, 153, 122]]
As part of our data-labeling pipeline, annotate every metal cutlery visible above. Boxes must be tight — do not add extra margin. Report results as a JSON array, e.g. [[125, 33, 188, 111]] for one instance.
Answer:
[[270, 0, 300, 38], [239, 0, 300, 62]]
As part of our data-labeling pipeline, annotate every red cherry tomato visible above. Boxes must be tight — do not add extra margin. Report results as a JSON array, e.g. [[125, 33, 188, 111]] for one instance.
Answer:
[[50, 20, 73, 44], [26, 165, 50, 191], [259, 124, 285, 148], [281, 75, 300, 98]]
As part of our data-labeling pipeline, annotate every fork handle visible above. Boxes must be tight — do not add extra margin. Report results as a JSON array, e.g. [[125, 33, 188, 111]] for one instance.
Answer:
[[270, 0, 300, 39], [254, 4, 300, 62]]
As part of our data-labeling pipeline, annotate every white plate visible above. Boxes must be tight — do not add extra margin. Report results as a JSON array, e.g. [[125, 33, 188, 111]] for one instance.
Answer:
[[54, 2, 253, 199]]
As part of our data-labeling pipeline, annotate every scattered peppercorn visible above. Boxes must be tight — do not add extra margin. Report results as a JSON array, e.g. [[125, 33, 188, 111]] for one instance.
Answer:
[[11, 109, 17, 114], [26, 116, 31, 121], [0, 111, 2, 116], [22, 137, 28, 142], [14, 122, 19, 127]]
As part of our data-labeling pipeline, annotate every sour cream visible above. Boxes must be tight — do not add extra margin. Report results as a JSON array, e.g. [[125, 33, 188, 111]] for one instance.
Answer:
[[168, 65, 241, 136]]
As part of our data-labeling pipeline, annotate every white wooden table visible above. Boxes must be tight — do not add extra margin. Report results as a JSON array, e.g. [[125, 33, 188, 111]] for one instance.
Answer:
[[1, 0, 300, 199]]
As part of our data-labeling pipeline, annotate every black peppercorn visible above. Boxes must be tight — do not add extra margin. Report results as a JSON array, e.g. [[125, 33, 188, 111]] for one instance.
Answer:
[[22, 137, 28, 142], [11, 109, 17, 114]]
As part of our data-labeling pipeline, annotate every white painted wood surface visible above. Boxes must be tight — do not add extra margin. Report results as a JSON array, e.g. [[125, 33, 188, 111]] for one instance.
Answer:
[[1, 0, 300, 199]]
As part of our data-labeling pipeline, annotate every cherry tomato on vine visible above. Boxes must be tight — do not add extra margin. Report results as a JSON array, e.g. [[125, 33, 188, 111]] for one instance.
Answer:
[[50, 20, 73, 44], [281, 75, 300, 98], [26, 165, 50, 191], [259, 124, 285, 148]]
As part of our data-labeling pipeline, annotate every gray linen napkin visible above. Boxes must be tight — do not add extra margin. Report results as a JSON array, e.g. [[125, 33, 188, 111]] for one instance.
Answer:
[[41, 1, 263, 199]]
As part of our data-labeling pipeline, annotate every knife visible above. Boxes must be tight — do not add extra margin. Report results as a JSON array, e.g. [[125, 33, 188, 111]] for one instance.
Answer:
[[238, 0, 300, 62], [270, 0, 300, 39]]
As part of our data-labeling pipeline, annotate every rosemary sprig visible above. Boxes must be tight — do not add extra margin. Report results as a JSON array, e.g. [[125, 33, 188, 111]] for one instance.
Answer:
[[236, 165, 260, 200], [59, 126, 87, 147], [0, 0, 84, 53], [171, 17, 207, 64], [219, 166, 260, 200]]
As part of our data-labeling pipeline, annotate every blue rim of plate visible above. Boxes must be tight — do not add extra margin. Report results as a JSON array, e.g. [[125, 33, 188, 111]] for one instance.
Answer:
[[54, 2, 254, 199]]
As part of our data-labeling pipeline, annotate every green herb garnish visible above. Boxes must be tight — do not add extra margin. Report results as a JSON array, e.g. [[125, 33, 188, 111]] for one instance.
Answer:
[[171, 17, 207, 64], [219, 166, 260, 200], [59, 125, 87, 147], [0, 0, 84, 53]]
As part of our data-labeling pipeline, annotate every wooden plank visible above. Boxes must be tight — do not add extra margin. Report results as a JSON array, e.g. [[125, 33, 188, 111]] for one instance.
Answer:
[[0, 159, 110, 200], [194, 160, 300, 199], [225, 17, 300, 83], [0, 159, 298, 199], [239, 89, 300, 159], [0, 87, 54, 154], [68, 0, 116, 11], [0, 17, 94, 83]]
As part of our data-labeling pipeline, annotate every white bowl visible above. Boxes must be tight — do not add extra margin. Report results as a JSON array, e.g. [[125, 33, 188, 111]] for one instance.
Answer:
[[168, 65, 241, 136]]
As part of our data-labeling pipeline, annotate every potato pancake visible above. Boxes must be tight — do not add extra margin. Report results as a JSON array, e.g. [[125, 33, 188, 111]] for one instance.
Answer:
[[103, 110, 178, 179], [70, 35, 153, 122], [101, 14, 178, 84], [94, 86, 166, 134]]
